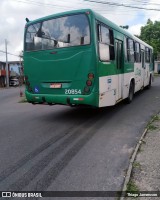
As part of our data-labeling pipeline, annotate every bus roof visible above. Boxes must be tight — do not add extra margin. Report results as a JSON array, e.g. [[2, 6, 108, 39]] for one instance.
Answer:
[[92, 10, 153, 49], [26, 8, 152, 50]]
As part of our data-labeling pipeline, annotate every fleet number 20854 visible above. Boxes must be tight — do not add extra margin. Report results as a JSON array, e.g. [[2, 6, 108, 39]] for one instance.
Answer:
[[65, 89, 82, 94]]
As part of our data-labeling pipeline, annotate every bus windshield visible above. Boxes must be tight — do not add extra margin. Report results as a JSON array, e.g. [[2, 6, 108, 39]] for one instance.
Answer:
[[25, 13, 90, 51]]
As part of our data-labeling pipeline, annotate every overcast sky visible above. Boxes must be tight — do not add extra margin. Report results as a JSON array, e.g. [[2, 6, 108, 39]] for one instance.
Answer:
[[0, 0, 160, 62]]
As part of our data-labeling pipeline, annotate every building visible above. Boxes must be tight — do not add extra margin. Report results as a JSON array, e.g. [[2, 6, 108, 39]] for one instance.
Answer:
[[154, 61, 160, 74], [0, 61, 23, 87]]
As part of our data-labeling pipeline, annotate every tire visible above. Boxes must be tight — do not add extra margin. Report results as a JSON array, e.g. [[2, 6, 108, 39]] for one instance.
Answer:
[[146, 76, 152, 89], [126, 81, 134, 104]]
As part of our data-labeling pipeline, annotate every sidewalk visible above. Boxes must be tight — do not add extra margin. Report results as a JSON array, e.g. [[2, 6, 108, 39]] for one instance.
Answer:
[[124, 113, 160, 199]]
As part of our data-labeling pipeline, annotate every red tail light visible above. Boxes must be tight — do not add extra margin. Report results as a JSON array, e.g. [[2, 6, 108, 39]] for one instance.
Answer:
[[86, 80, 92, 86]]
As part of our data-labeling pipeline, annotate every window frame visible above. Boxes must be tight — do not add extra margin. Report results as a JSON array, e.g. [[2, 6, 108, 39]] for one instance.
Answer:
[[25, 13, 91, 52], [97, 21, 115, 62], [134, 42, 141, 63], [145, 47, 151, 63], [126, 38, 135, 63]]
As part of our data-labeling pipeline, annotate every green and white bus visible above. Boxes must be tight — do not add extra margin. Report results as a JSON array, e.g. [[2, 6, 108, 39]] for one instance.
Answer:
[[24, 9, 154, 107]]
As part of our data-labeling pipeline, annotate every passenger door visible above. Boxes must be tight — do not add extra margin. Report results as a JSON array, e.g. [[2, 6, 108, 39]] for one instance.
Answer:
[[141, 50, 145, 86], [141, 49, 150, 87], [115, 39, 123, 100]]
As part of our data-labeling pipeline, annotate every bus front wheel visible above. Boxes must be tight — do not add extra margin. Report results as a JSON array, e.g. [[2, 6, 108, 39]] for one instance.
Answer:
[[126, 82, 134, 104]]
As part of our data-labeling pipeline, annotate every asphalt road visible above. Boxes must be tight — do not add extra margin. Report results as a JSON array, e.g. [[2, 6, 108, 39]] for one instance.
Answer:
[[0, 77, 160, 200]]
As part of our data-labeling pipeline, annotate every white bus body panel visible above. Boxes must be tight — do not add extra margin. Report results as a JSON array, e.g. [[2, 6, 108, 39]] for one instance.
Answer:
[[99, 73, 133, 107]]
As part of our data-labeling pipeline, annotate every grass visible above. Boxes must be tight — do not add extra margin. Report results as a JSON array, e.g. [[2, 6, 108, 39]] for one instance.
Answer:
[[126, 180, 139, 192], [143, 113, 160, 132], [146, 114, 159, 131], [147, 124, 158, 131], [133, 162, 141, 169], [153, 115, 160, 121]]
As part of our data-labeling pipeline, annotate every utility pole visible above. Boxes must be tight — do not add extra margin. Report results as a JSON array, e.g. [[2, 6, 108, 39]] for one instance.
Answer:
[[5, 39, 9, 88]]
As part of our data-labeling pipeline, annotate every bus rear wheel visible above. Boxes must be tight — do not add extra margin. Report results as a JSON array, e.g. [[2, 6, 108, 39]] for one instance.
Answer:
[[146, 76, 152, 89], [126, 81, 134, 104]]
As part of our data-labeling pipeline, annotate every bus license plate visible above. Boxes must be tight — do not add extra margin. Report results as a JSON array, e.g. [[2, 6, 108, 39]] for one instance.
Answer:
[[50, 83, 62, 88]]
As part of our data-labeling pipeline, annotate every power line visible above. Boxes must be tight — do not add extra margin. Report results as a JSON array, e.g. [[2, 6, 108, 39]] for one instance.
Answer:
[[11, 0, 160, 15], [84, 0, 160, 11], [9, 0, 151, 16], [10, 0, 160, 15], [10, 0, 134, 10], [0, 50, 20, 57], [129, 0, 160, 5], [12, 0, 82, 10]]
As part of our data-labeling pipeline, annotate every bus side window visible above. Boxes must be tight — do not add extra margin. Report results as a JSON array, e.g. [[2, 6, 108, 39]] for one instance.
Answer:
[[135, 42, 141, 63], [150, 50, 153, 64], [145, 47, 150, 63], [127, 38, 134, 62], [124, 37, 127, 62], [97, 23, 115, 61], [109, 29, 115, 60]]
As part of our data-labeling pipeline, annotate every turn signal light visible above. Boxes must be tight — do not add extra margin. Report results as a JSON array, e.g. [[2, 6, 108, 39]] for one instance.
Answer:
[[88, 73, 94, 79]]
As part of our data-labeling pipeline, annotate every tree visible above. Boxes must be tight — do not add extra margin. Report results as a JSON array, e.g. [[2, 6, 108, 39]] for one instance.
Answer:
[[139, 19, 160, 59]]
